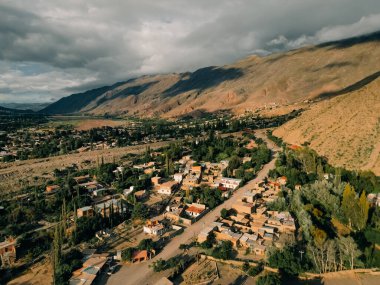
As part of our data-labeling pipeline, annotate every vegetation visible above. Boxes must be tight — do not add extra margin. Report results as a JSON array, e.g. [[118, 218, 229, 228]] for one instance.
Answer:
[[268, 143, 380, 274]]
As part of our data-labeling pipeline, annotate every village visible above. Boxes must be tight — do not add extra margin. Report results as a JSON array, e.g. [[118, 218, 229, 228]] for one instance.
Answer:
[[2, 128, 380, 285]]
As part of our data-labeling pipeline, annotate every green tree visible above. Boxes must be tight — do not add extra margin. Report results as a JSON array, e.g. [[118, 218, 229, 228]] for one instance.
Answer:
[[256, 273, 281, 285]]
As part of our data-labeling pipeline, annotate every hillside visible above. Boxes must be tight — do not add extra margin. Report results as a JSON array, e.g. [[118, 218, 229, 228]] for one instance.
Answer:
[[273, 77, 380, 175], [41, 31, 380, 118], [0, 106, 34, 115]]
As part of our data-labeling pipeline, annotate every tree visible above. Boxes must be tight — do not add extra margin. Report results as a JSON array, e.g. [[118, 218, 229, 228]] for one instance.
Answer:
[[268, 246, 306, 276], [220, 208, 228, 219], [52, 223, 62, 284], [337, 236, 361, 270], [138, 238, 154, 251], [211, 240, 234, 260], [341, 184, 369, 231], [132, 202, 149, 220], [358, 191, 369, 230], [256, 273, 281, 285]]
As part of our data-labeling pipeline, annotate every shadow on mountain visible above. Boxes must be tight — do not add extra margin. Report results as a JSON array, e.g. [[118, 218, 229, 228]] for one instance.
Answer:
[[317, 70, 380, 99], [95, 81, 158, 107], [40, 81, 127, 114], [308, 61, 355, 72], [164, 66, 244, 97], [318, 30, 380, 50]]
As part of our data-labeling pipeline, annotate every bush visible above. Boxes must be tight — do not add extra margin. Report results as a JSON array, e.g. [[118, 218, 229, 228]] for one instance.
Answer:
[[211, 241, 234, 260], [257, 272, 281, 285]]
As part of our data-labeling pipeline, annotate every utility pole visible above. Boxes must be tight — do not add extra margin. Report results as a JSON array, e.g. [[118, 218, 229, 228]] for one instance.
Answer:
[[299, 250, 304, 262]]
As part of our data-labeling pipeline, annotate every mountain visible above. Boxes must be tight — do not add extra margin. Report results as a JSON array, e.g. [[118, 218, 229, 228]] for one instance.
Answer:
[[0, 106, 34, 115], [41, 31, 380, 118], [41, 82, 127, 115], [274, 77, 380, 175], [1, 102, 50, 112]]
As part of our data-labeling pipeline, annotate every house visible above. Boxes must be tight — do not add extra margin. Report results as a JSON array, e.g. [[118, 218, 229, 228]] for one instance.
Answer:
[[182, 177, 199, 188], [95, 199, 126, 217], [77, 206, 94, 218], [46, 185, 60, 193], [134, 190, 147, 200], [74, 175, 90, 184], [367, 193, 380, 207], [0, 237, 17, 266], [232, 201, 254, 214], [132, 250, 151, 263], [197, 226, 217, 243], [143, 220, 166, 236], [123, 187, 134, 197], [69, 253, 108, 285], [239, 233, 259, 249], [151, 176, 162, 186], [219, 177, 242, 190], [278, 176, 287, 185], [215, 230, 242, 247], [252, 243, 266, 256], [158, 181, 178, 195], [191, 165, 202, 173], [185, 203, 207, 218], [173, 173, 183, 183]]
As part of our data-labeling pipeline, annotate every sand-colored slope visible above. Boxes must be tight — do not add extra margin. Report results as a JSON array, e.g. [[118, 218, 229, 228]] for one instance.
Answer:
[[80, 33, 380, 118], [274, 78, 380, 175]]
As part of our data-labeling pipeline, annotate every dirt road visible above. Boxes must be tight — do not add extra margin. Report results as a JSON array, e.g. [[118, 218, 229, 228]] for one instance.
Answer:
[[104, 131, 279, 285]]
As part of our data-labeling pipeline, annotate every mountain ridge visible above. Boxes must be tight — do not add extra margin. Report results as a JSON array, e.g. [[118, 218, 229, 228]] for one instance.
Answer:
[[41, 31, 380, 118]]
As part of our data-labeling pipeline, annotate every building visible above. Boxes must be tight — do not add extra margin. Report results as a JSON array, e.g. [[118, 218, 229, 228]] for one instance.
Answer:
[[74, 175, 90, 184], [143, 220, 166, 236], [69, 253, 108, 285], [158, 181, 178, 195], [219, 177, 242, 190], [173, 173, 183, 183], [191, 165, 202, 173], [214, 230, 242, 247], [0, 237, 16, 266], [132, 250, 151, 263], [77, 206, 94, 218], [185, 203, 207, 218], [95, 199, 126, 217], [232, 201, 255, 214], [46, 185, 60, 193], [197, 225, 217, 243], [134, 190, 147, 200], [151, 176, 162, 186]]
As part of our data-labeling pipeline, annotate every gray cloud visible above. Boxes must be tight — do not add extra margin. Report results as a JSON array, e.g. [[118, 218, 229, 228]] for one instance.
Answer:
[[0, 0, 380, 103]]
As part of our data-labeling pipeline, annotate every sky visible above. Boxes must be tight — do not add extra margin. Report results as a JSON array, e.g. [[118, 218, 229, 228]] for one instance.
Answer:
[[1, 0, 380, 103]]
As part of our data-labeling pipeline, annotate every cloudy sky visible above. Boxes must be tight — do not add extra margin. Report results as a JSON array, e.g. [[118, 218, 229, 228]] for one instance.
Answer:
[[1, 0, 380, 103]]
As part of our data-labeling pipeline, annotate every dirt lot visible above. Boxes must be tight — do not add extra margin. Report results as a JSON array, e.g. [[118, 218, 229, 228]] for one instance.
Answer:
[[8, 259, 53, 285], [47, 116, 129, 131], [0, 140, 172, 194]]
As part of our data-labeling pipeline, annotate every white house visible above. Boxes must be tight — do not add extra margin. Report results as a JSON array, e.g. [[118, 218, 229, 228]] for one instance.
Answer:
[[157, 181, 178, 195], [173, 173, 183, 183], [143, 220, 166, 236], [220, 177, 242, 190]]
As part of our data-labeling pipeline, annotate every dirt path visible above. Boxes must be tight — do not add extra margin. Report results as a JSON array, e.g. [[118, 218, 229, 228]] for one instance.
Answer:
[[104, 130, 279, 285]]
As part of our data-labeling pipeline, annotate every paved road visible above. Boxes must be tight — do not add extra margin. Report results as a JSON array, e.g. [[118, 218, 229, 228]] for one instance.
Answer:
[[104, 130, 279, 285]]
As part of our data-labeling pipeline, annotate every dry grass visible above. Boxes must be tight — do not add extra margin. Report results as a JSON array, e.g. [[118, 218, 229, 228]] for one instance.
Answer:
[[0, 140, 172, 194], [274, 77, 380, 175]]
